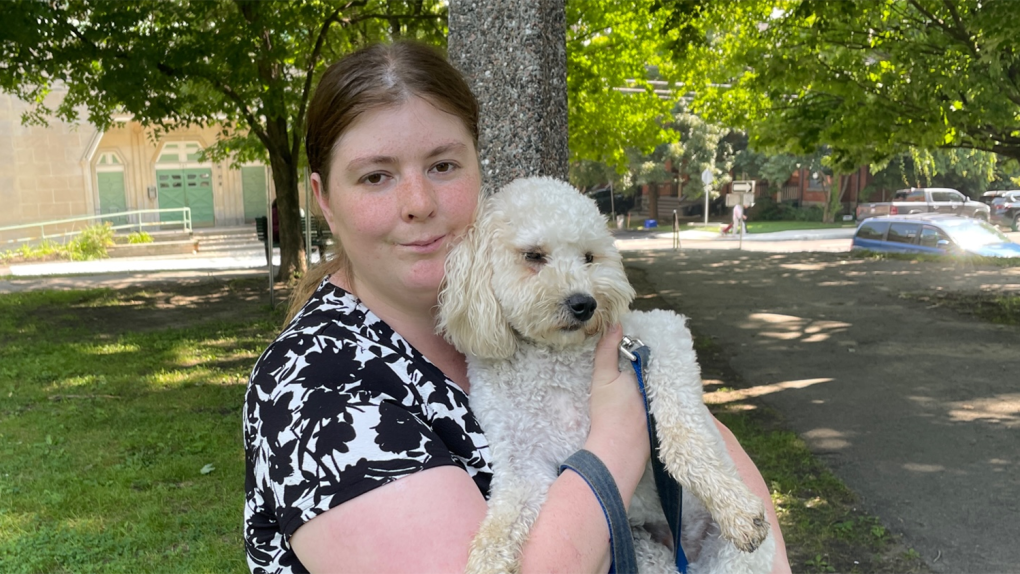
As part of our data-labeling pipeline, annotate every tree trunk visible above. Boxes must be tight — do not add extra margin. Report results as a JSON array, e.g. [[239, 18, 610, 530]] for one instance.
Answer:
[[824, 175, 851, 223], [448, 0, 569, 189], [267, 152, 307, 282]]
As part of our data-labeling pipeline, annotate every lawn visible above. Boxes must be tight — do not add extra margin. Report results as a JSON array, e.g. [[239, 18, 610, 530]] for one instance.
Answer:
[[624, 219, 856, 233], [0, 282, 283, 573], [743, 221, 857, 234]]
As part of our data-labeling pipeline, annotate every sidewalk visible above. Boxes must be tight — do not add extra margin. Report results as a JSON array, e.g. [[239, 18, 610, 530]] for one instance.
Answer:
[[0, 246, 315, 293]]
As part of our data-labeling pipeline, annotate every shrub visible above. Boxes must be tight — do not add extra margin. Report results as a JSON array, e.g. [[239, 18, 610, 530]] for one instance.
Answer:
[[1, 240, 65, 264], [127, 231, 154, 244], [66, 223, 115, 261], [748, 197, 824, 222]]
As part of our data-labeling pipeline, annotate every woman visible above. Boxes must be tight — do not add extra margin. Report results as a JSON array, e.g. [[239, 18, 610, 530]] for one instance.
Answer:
[[244, 40, 789, 574]]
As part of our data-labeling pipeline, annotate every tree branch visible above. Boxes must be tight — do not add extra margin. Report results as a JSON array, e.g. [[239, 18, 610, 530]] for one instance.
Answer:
[[293, 4, 354, 162], [907, 0, 978, 58]]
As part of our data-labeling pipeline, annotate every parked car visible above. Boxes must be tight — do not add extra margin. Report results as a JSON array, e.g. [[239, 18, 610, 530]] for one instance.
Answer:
[[852, 214, 1020, 258], [856, 187, 990, 221], [585, 187, 635, 216], [979, 189, 1014, 206], [990, 190, 1020, 231]]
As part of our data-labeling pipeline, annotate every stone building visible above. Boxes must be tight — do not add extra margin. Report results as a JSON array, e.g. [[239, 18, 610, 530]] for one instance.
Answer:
[[1, 90, 276, 246]]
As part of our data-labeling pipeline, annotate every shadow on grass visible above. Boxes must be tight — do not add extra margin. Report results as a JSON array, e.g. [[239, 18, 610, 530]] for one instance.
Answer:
[[0, 280, 286, 573]]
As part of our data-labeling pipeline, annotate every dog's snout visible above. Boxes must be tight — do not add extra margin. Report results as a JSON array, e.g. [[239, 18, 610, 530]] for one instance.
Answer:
[[565, 294, 597, 322]]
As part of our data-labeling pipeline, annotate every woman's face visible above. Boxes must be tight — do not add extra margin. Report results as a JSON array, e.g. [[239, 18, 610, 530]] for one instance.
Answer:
[[312, 96, 481, 306]]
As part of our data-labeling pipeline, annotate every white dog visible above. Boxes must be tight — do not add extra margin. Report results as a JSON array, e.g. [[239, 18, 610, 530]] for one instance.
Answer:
[[437, 177, 775, 574]]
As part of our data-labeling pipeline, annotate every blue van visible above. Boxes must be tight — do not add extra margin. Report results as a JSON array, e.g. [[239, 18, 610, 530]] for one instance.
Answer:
[[852, 214, 1020, 258]]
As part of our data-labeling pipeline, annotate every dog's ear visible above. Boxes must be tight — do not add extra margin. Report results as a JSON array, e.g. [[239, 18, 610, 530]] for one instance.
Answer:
[[437, 207, 517, 360]]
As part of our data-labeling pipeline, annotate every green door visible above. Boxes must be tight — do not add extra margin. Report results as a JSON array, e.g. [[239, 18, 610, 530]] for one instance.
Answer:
[[97, 171, 128, 227], [183, 169, 214, 226], [241, 166, 268, 222], [156, 168, 214, 227], [157, 170, 186, 225]]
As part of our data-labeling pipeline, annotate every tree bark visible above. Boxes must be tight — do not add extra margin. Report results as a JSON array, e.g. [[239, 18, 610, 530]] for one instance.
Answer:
[[267, 151, 307, 282], [448, 0, 569, 190], [824, 175, 851, 223]]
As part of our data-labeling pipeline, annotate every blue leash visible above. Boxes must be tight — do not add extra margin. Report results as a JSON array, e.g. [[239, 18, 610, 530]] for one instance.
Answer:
[[560, 449, 638, 574], [558, 337, 690, 573], [621, 335, 689, 574]]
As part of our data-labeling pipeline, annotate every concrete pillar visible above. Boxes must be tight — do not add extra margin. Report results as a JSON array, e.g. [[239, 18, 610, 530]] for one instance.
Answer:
[[448, 0, 569, 190]]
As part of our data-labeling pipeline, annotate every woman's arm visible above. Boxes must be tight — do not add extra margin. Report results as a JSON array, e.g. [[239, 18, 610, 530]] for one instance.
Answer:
[[290, 465, 489, 573], [714, 417, 792, 574]]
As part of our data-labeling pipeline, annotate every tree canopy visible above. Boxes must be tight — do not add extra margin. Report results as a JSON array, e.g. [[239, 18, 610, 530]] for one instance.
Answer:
[[667, 0, 1020, 173], [0, 0, 445, 280], [566, 0, 683, 172], [3, 0, 712, 276]]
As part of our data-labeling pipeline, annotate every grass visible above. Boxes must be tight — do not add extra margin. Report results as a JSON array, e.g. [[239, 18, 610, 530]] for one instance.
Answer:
[[743, 221, 856, 234], [900, 291, 1020, 325], [621, 220, 855, 233], [716, 409, 924, 573], [849, 249, 1020, 267], [0, 287, 283, 573]]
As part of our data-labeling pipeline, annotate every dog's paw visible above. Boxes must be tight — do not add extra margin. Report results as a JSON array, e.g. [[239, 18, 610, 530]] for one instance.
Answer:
[[716, 497, 770, 553]]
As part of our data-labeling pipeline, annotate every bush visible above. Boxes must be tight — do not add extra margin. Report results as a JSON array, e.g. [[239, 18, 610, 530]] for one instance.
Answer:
[[748, 197, 824, 222], [66, 223, 115, 261], [127, 231, 154, 244], [1, 240, 64, 264]]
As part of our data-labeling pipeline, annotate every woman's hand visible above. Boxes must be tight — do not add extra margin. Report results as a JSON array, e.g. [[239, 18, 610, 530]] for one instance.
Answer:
[[583, 323, 651, 505], [520, 324, 652, 573]]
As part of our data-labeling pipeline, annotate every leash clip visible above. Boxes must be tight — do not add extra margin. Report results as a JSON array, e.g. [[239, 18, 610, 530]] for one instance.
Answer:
[[619, 335, 644, 362]]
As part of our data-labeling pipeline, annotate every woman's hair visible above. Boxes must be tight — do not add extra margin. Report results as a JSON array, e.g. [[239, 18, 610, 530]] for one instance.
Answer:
[[286, 41, 480, 323]]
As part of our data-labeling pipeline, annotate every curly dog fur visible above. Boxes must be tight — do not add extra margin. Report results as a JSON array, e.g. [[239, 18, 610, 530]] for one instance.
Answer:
[[438, 177, 775, 574]]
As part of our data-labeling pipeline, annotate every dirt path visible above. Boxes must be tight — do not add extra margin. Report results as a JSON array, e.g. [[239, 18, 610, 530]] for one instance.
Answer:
[[624, 249, 1020, 574]]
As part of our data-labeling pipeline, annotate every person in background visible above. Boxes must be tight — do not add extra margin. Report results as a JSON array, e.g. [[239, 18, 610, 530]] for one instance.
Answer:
[[243, 40, 790, 574], [731, 201, 747, 235]]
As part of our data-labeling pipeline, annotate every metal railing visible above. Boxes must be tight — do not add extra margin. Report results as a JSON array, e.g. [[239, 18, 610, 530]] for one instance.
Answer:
[[0, 208, 193, 247]]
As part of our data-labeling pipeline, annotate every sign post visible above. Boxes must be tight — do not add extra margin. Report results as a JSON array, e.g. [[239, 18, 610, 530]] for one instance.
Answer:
[[265, 172, 274, 309], [700, 168, 714, 225], [672, 209, 680, 251]]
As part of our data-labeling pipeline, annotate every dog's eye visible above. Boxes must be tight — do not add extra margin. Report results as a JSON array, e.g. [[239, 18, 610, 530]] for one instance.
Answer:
[[584, 252, 594, 264], [524, 251, 546, 264]]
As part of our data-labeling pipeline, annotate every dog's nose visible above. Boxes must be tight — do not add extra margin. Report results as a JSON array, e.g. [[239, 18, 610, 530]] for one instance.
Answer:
[[565, 294, 597, 322]]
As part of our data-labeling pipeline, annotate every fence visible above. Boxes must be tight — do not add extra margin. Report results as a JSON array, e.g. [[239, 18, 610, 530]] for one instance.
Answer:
[[778, 185, 801, 203], [0, 208, 192, 248]]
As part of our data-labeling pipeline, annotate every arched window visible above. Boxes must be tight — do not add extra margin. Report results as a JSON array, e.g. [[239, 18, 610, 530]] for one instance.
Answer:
[[157, 141, 204, 165]]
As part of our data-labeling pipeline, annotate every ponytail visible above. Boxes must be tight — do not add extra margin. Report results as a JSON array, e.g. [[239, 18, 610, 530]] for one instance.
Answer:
[[284, 245, 353, 325]]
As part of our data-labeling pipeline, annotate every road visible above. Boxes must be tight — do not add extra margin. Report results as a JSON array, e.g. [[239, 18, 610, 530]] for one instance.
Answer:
[[620, 245, 1020, 574]]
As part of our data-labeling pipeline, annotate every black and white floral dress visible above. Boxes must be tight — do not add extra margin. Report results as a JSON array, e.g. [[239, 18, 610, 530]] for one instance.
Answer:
[[243, 278, 492, 573]]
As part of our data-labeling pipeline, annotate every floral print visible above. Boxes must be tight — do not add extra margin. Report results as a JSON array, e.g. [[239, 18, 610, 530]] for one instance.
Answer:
[[244, 278, 491, 573]]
